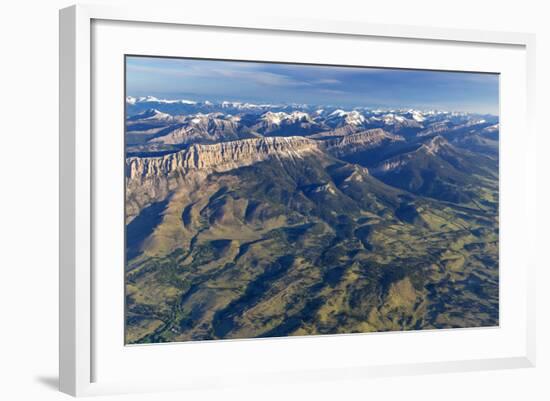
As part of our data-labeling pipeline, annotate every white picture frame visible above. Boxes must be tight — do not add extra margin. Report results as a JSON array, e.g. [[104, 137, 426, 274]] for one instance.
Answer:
[[59, 4, 536, 397]]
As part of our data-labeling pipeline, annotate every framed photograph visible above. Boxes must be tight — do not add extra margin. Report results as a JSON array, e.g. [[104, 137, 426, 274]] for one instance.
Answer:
[[59, 4, 536, 396]]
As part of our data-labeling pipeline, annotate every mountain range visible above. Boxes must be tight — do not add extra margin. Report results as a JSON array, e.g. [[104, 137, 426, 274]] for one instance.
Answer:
[[125, 97, 499, 344]]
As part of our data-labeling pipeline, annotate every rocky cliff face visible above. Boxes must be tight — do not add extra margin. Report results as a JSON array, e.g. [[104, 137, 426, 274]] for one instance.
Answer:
[[323, 129, 404, 157], [127, 136, 320, 180], [420, 135, 448, 155], [125, 136, 321, 221]]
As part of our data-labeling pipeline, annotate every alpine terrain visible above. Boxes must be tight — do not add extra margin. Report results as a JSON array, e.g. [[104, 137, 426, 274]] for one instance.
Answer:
[[125, 96, 499, 344]]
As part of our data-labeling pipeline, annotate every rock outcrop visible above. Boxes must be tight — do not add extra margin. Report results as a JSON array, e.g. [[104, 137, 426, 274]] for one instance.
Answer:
[[125, 136, 321, 221], [148, 114, 245, 145], [323, 129, 404, 157], [127, 136, 319, 181]]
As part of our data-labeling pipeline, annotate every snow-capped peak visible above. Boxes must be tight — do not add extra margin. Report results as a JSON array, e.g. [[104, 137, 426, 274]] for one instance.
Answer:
[[126, 96, 197, 105], [382, 113, 406, 124], [483, 123, 499, 133], [261, 111, 311, 125], [221, 101, 278, 110], [329, 109, 347, 117], [345, 111, 366, 125], [288, 111, 311, 121], [328, 109, 366, 126], [262, 111, 288, 125], [409, 110, 425, 122], [140, 96, 160, 102], [465, 118, 486, 126], [129, 108, 174, 121], [145, 109, 172, 120]]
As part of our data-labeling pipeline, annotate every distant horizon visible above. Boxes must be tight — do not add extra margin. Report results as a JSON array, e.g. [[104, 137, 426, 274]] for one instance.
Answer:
[[125, 93, 500, 116], [126, 56, 500, 115]]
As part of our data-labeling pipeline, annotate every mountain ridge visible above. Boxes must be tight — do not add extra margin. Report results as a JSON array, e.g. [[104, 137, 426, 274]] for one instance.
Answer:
[[124, 99, 500, 343], [127, 136, 321, 181]]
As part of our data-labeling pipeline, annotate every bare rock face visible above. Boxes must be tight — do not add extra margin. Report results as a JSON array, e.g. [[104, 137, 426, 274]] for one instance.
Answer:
[[323, 128, 404, 157], [421, 135, 449, 155], [309, 124, 360, 139], [148, 114, 245, 145], [125, 136, 321, 221], [127, 136, 320, 180]]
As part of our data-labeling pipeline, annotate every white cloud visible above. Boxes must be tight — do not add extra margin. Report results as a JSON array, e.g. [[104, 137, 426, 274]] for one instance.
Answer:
[[127, 62, 312, 87], [317, 88, 347, 95], [314, 78, 341, 85]]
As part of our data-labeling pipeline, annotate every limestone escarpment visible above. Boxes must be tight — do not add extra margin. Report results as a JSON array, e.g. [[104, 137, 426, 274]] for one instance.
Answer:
[[323, 128, 404, 158], [125, 136, 321, 221], [127, 136, 320, 180]]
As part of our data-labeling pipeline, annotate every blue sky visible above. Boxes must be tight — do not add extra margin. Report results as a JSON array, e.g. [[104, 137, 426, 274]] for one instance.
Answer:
[[126, 56, 499, 114]]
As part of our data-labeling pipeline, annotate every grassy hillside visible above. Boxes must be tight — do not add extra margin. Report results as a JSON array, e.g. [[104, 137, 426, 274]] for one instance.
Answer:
[[125, 152, 498, 343]]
